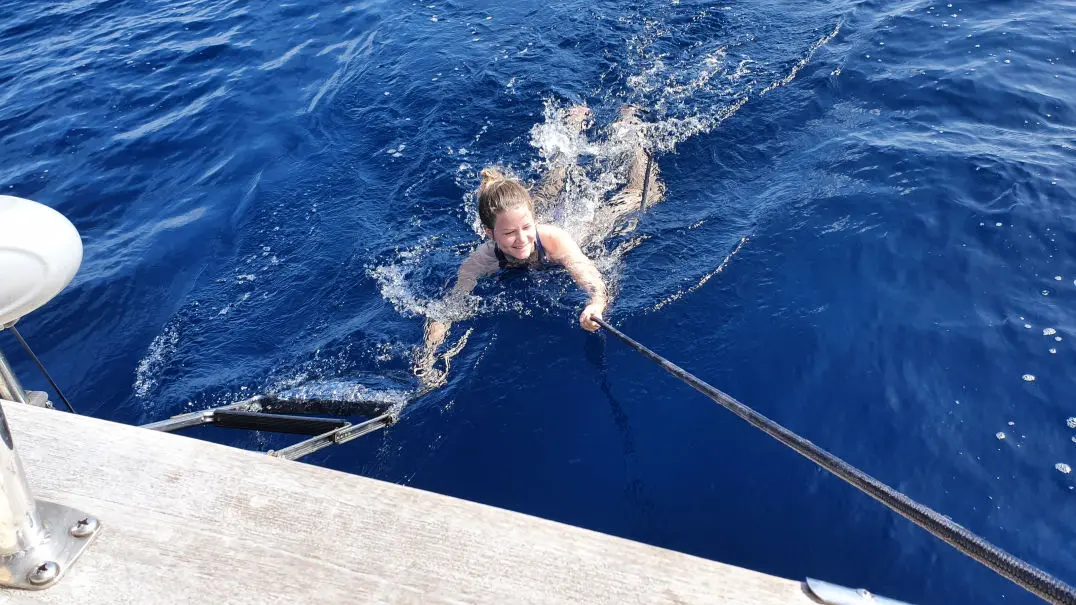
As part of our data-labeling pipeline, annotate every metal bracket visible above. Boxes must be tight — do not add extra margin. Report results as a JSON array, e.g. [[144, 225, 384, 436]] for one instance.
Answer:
[[144, 396, 397, 461], [25, 390, 53, 410], [268, 413, 395, 461], [0, 500, 101, 590], [805, 578, 913, 605], [0, 351, 101, 590]]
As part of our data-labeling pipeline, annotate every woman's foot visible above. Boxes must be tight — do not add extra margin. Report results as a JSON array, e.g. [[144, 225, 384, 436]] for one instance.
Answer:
[[616, 104, 641, 124], [566, 104, 592, 132], [610, 103, 646, 147]]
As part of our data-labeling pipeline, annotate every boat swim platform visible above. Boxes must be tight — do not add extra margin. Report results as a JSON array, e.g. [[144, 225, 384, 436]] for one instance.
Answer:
[[1, 400, 823, 605]]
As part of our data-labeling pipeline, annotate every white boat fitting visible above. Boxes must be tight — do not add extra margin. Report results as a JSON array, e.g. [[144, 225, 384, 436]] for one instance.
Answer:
[[0, 195, 83, 330]]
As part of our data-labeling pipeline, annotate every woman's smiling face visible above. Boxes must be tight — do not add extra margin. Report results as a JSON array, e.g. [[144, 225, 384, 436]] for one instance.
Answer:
[[487, 205, 537, 260]]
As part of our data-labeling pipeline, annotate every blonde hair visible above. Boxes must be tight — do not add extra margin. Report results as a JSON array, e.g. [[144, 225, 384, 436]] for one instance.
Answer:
[[477, 167, 533, 230]]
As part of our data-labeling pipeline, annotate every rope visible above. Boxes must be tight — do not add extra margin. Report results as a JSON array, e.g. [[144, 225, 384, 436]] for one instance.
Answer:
[[9, 326, 76, 414], [593, 316, 1076, 605], [638, 149, 654, 214]]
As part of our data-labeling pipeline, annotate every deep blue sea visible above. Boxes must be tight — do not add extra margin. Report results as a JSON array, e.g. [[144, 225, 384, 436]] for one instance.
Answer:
[[3, 0, 1075, 602]]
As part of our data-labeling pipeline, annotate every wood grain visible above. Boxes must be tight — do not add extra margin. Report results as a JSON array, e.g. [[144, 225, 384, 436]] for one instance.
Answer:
[[0, 401, 817, 604]]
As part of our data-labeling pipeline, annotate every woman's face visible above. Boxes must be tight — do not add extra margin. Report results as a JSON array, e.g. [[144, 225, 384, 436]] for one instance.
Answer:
[[487, 205, 536, 260]]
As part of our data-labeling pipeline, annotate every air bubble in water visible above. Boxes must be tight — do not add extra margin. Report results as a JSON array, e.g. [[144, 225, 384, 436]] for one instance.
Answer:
[[1056, 463, 1072, 474], [1022, 374, 1036, 381]]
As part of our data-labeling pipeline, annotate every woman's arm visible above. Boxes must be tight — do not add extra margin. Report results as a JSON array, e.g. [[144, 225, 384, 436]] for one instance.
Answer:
[[416, 245, 497, 379], [539, 225, 608, 331]]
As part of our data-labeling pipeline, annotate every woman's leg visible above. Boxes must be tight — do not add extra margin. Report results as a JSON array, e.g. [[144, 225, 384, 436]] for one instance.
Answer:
[[593, 106, 664, 232], [532, 105, 591, 210]]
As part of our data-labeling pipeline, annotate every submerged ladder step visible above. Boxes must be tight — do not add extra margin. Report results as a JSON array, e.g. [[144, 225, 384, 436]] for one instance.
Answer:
[[211, 410, 349, 435]]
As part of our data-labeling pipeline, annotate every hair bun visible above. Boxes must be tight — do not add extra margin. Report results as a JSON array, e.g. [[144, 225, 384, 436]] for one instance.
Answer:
[[479, 167, 507, 191], [475, 166, 533, 230]]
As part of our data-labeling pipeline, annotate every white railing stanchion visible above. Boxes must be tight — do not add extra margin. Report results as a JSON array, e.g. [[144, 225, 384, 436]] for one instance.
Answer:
[[0, 346, 99, 590]]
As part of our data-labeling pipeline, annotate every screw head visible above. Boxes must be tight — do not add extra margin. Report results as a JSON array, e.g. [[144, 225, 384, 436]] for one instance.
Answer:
[[69, 516, 100, 538], [28, 561, 60, 586]]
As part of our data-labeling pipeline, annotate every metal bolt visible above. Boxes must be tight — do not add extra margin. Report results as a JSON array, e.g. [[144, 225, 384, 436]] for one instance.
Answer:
[[69, 516, 99, 538], [27, 561, 59, 586]]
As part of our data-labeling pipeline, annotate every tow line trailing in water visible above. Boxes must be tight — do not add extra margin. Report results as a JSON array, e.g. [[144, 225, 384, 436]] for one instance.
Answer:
[[593, 316, 1076, 605]]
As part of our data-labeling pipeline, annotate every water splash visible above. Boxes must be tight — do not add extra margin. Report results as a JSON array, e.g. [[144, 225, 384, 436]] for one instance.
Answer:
[[275, 378, 412, 418], [370, 20, 843, 323], [133, 318, 182, 398]]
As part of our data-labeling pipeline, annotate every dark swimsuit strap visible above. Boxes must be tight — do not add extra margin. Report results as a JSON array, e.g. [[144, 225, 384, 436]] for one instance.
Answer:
[[494, 231, 547, 268]]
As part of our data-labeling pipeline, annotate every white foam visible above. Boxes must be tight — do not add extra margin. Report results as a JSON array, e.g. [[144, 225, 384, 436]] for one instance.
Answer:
[[133, 322, 181, 398]]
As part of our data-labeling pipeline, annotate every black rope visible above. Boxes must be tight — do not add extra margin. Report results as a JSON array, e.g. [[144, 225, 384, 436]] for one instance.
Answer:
[[9, 326, 76, 414], [638, 149, 654, 214], [593, 316, 1076, 605]]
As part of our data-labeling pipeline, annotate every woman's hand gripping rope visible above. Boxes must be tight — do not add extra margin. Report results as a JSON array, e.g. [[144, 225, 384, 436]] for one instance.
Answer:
[[580, 303, 604, 332]]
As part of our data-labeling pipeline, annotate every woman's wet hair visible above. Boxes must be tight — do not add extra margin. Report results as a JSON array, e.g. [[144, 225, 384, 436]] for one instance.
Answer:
[[477, 167, 534, 230]]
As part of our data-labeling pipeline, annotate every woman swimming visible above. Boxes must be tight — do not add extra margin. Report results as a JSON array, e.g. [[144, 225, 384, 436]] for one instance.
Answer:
[[415, 105, 662, 384]]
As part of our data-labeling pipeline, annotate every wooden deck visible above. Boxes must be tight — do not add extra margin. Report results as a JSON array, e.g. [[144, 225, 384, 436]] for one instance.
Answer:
[[0, 400, 820, 604]]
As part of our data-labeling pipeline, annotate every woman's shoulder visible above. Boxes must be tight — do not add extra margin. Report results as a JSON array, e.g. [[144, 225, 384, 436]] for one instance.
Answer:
[[462, 241, 499, 273], [536, 224, 578, 259], [537, 223, 569, 241]]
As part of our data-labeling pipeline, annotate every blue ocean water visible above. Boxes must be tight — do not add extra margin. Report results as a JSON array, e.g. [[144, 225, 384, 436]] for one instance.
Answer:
[[2, 0, 1075, 602]]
